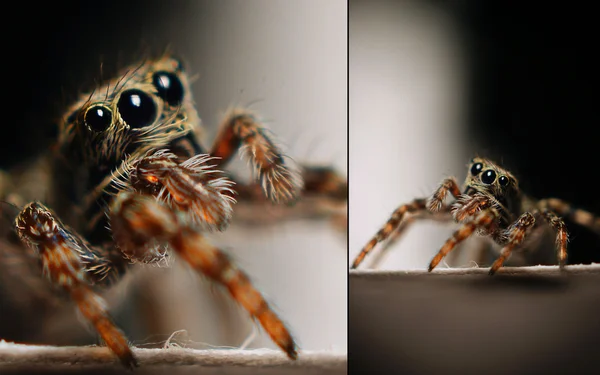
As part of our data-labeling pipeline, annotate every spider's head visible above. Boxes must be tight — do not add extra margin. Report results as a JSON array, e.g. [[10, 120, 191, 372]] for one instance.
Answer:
[[464, 157, 520, 203], [58, 55, 199, 164]]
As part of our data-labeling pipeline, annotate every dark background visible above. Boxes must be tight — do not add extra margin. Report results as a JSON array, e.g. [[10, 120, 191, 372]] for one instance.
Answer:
[[460, 1, 600, 265], [3, 0, 193, 168], [350, 0, 600, 374]]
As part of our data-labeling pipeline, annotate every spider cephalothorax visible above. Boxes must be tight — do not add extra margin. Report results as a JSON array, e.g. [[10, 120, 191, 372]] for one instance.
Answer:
[[352, 157, 600, 275]]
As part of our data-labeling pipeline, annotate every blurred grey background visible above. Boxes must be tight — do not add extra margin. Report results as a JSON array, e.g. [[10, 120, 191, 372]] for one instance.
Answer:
[[350, 0, 468, 269], [1, 0, 346, 359]]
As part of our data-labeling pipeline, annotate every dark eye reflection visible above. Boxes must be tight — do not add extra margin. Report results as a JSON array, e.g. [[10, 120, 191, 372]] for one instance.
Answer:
[[481, 170, 496, 184], [117, 89, 157, 128], [84, 105, 112, 132], [470, 163, 483, 175]]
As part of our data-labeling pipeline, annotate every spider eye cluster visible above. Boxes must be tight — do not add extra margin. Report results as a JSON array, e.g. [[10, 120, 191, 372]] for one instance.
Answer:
[[479, 169, 510, 186], [82, 70, 185, 133], [470, 162, 509, 186]]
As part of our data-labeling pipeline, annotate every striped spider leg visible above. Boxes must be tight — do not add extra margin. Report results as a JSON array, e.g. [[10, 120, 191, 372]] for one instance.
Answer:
[[206, 109, 347, 232], [353, 157, 600, 274], [8, 54, 308, 367], [351, 177, 461, 269]]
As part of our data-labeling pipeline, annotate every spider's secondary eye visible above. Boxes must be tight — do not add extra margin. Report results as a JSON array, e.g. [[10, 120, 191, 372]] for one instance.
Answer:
[[481, 170, 496, 184], [84, 105, 112, 132], [471, 163, 483, 176], [117, 89, 157, 128], [498, 175, 509, 186], [153, 71, 184, 106]]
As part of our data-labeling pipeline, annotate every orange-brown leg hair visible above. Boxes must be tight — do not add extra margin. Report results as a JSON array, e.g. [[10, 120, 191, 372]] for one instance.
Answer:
[[538, 198, 600, 235], [489, 212, 537, 275], [452, 193, 492, 222], [352, 198, 428, 269], [540, 209, 569, 268], [109, 192, 298, 360], [353, 177, 462, 270], [14, 202, 137, 369], [429, 208, 498, 272], [427, 177, 462, 212], [209, 109, 302, 203], [366, 210, 453, 269], [231, 164, 347, 231]]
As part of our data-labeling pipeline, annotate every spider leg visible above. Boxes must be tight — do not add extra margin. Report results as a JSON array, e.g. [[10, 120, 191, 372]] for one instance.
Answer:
[[208, 108, 302, 203], [228, 164, 347, 231], [452, 193, 492, 222], [539, 209, 569, 268], [351, 198, 429, 269], [126, 150, 236, 232], [489, 212, 537, 275], [353, 177, 462, 270], [429, 207, 498, 272], [427, 177, 462, 212], [538, 198, 600, 235], [13, 202, 137, 369], [109, 191, 298, 360], [367, 210, 452, 269]]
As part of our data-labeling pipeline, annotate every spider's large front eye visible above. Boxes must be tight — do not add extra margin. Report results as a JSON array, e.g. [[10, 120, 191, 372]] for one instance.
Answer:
[[498, 175, 509, 186], [481, 170, 496, 184], [153, 71, 184, 106], [117, 89, 157, 128], [471, 162, 483, 176], [84, 105, 112, 132]]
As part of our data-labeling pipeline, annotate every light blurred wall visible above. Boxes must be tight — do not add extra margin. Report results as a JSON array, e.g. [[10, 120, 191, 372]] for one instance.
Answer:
[[350, 0, 468, 269], [128, 0, 348, 353]]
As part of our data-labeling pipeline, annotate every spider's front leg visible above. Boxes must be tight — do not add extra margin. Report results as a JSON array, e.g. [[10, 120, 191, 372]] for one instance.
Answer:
[[109, 191, 298, 359], [209, 108, 302, 203], [351, 177, 461, 269], [13, 202, 137, 369], [429, 206, 499, 272], [427, 177, 463, 212]]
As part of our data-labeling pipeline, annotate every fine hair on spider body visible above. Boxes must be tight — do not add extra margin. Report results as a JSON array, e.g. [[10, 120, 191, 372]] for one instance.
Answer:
[[352, 157, 600, 275], [1, 53, 346, 368]]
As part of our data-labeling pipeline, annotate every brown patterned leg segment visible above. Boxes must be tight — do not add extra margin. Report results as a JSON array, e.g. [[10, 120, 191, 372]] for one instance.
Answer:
[[427, 177, 462, 212], [489, 212, 536, 275], [538, 198, 600, 235], [14, 202, 137, 369], [429, 208, 498, 272], [540, 209, 569, 268], [209, 109, 302, 203], [110, 192, 298, 360], [352, 198, 427, 269]]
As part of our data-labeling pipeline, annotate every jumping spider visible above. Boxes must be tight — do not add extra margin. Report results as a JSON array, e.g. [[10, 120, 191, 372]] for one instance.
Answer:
[[351, 157, 600, 274], [0, 54, 346, 368]]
